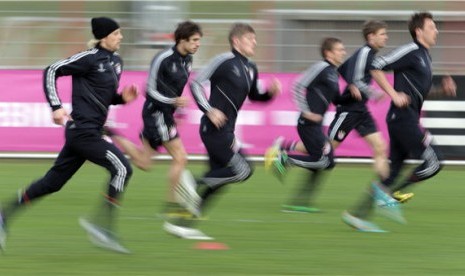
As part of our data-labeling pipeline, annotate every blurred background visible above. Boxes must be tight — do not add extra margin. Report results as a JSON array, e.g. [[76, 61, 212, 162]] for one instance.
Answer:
[[1, 3, 465, 274], [1, 0, 465, 74]]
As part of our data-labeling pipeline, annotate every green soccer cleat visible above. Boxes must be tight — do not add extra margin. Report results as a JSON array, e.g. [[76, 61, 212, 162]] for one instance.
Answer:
[[281, 204, 321, 213], [274, 151, 288, 176]]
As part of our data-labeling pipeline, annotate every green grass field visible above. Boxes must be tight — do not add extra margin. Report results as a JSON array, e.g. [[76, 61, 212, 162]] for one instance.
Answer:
[[0, 159, 464, 275]]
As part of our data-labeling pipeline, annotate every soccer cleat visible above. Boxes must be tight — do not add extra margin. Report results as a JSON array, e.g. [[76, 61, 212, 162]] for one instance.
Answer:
[[264, 136, 285, 170], [265, 143, 288, 183], [175, 170, 202, 218], [79, 217, 130, 254], [265, 136, 287, 182], [0, 211, 6, 252], [159, 206, 193, 221], [163, 222, 213, 240], [392, 191, 414, 203], [342, 211, 387, 233], [371, 182, 399, 207], [272, 150, 288, 182], [158, 210, 208, 222], [281, 204, 320, 213], [371, 183, 406, 224]]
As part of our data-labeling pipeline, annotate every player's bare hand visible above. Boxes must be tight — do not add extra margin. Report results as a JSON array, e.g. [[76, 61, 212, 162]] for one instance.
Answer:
[[122, 84, 139, 103], [392, 92, 410, 108], [442, 75, 457, 97], [207, 108, 227, 129], [268, 78, 282, 97], [348, 84, 362, 101], [52, 108, 72, 126], [175, 96, 189, 107]]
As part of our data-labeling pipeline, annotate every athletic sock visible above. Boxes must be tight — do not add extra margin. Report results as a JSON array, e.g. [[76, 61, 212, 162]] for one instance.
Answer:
[[91, 192, 121, 232], [1, 189, 31, 222], [352, 192, 375, 219], [290, 170, 322, 206], [196, 184, 227, 216], [390, 178, 415, 192]]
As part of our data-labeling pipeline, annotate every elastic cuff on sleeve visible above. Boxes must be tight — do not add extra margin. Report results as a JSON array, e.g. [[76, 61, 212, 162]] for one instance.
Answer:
[[51, 105, 62, 111]]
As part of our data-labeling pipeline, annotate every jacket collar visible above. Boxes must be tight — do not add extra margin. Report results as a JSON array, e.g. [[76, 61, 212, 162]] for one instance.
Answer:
[[96, 44, 116, 55], [414, 39, 429, 51], [324, 58, 337, 68], [232, 49, 249, 63]]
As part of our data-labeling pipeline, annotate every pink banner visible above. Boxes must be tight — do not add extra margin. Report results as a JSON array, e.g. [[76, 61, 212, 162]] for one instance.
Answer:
[[0, 69, 391, 157]]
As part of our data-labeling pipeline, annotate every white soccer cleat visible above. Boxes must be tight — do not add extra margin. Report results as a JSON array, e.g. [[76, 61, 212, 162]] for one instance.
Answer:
[[79, 217, 130, 254], [342, 211, 387, 233], [163, 222, 213, 240], [176, 170, 202, 218]]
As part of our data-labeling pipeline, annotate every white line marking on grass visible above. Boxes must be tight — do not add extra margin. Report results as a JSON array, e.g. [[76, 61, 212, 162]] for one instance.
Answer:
[[235, 219, 264, 223], [121, 216, 329, 224]]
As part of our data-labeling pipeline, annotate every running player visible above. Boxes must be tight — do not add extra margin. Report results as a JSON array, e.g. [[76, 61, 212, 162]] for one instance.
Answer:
[[265, 37, 346, 213]]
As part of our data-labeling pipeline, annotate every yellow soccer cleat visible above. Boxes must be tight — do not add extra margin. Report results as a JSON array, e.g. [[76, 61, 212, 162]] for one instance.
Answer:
[[264, 147, 279, 171], [264, 136, 284, 171], [392, 191, 414, 203]]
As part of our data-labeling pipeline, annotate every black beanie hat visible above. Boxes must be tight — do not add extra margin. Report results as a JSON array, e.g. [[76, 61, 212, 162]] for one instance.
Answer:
[[91, 17, 120, 39]]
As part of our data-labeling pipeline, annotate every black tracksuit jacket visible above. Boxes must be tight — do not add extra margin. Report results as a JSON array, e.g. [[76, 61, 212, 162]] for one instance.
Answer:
[[43, 44, 125, 129]]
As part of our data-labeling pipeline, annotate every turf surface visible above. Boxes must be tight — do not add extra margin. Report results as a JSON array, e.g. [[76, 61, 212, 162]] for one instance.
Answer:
[[0, 159, 464, 275]]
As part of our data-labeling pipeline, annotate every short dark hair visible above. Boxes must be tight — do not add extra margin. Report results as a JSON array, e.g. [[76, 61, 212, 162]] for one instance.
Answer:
[[320, 37, 343, 59], [228, 23, 255, 47], [408, 12, 433, 40], [174, 21, 202, 45], [362, 20, 388, 40]]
